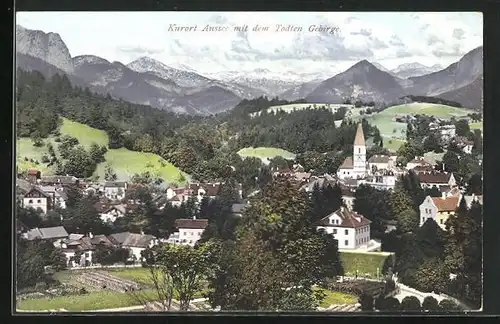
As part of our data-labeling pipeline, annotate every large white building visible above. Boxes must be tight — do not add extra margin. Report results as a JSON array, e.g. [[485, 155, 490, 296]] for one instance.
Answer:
[[316, 206, 372, 250], [337, 124, 370, 180], [166, 217, 209, 246]]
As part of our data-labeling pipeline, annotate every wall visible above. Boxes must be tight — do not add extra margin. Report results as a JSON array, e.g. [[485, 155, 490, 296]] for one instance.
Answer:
[[23, 197, 47, 213], [178, 228, 204, 246]]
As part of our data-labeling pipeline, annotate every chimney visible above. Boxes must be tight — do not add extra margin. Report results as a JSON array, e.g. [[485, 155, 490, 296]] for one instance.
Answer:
[[88, 232, 93, 239], [192, 215, 197, 220], [442, 163, 445, 172], [140, 228, 144, 235], [441, 191, 447, 199]]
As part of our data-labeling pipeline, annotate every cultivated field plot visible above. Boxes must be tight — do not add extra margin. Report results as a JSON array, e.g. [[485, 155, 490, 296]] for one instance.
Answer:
[[339, 251, 393, 279], [469, 122, 483, 131], [237, 146, 296, 164], [16, 117, 186, 183]]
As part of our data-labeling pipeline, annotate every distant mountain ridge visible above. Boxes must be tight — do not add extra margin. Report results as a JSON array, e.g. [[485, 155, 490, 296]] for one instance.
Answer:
[[305, 60, 406, 103], [392, 62, 443, 78], [15, 24, 483, 113]]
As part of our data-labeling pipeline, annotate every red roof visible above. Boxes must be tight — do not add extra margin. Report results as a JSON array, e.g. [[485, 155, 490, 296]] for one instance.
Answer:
[[418, 172, 452, 184], [28, 169, 39, 175], [431, 196, 460, 212]]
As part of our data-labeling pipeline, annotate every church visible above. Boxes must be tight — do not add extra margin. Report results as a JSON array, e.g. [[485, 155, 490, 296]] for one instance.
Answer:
[[336, 123, 370, 180]]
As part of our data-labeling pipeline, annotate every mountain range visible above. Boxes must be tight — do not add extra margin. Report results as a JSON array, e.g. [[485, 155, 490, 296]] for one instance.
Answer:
[[15, 25, 483, 113]]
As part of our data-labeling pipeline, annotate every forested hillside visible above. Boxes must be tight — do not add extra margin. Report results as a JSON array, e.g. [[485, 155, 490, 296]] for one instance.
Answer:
[[16, 69, 384, 194]]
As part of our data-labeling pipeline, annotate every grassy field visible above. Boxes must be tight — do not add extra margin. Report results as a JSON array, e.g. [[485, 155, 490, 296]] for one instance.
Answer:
[[16, 117, 186, 183], [339, 251, 393, 279], [314, 288, 358, 307], [16, 289, 156, 311], [237, 146, 296, 163], [469, 122, 483, 131], [357, 103, 477, 152]]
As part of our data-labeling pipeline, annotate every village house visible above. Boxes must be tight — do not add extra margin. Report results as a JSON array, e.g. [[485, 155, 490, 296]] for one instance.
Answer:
[[419, 194, 459, 230], [109, 232, 158, 262], [60, 233, 121, 267], [103, 181, 128, 200], [26, 169, 41, 183], [22, 187, 52, 214], [22, 226, 69, 247], [418, 192, 481, 230], [411, 165, 435, 174], [453, 136, 475, 154], [367, 155, 394, 173], [300, 176, 336, 193], [316, 207, 372, 250], [164, 187, 190, 207], [358, 171, 397, 191], [99, 204, 127, 223], [406, 157, 433, 170], [38, 185, 67, 209], [166, 217, 209, 246], [341, 187, 356, 211], [418, 172, 457, 189], [337, 123, 370, 180]]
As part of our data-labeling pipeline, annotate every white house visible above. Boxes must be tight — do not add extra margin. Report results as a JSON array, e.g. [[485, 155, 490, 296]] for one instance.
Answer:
[[316, 206, 372, 250], [341, 187, 356, 211], [103, 181, 127, 200], [22, 187, 52, 214], [439, 125, 456, 143], [358, 172, 397, 191], [109, 232, 158, 262], [100, 204, 127, 223], [167, 217, 209, 246], [418, 172, 457, 189], [337, 123, 370, 180], [367, 155, 393, 173], [39, 185, 67, 209]]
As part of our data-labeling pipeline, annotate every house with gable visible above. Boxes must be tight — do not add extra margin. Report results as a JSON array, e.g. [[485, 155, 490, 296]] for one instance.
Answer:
[[22, 226, 69, 247], [166, 217, 209, 246], [418, 172, 457, 190], [22, 187, 52, 214], [39, 175, 79, 187], [316, 207, 372, 250], [419, 193, 461, 230], [99, 204, 127, 223], [109, 232, 158, 262], [406, 157, 433, 170], [104, 181, 128, 200], [367, 155, 393, 172], [38, 185, 67, 209]]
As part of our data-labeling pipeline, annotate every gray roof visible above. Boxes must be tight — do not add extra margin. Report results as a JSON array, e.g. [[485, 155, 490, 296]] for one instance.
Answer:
[[24, 226, 68, 241], [40, 176, 78, 184], [109, 232, 155, 248], [368, 155, 390, 163], [231, 203, 247, 214], [104, 181, 127, 188]]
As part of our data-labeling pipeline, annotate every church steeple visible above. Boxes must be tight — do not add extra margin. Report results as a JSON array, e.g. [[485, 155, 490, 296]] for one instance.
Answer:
[[353, 123, 367, 175], [354, 123, 365, 146]]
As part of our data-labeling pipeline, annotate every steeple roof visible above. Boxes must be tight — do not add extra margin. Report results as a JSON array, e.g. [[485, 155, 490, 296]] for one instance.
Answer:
[[354, 123, 365, 146]]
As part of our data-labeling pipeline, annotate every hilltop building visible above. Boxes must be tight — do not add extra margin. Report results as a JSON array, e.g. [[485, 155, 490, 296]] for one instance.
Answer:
[[337, 123, 370, 179]]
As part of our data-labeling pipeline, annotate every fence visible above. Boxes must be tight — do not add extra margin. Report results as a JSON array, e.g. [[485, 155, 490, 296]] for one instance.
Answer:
[[67, 263, 142, 271]]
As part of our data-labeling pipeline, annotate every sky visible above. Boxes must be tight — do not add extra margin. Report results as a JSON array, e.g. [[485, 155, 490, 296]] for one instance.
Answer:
[[16, 11, 483, 77]]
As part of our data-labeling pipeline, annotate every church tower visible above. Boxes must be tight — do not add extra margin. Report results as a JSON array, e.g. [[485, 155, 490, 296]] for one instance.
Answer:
[[353, 123, 367, 176]]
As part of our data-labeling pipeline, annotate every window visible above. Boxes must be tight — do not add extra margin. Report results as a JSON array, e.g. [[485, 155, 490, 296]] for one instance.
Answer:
[[344, 229, 348, 235], [190, 232, 193, 236], [440, 219, 443, 224], [85, 252, 89, 258], [330, 219, 334, 225], [358, 148, 361, 153], [345, 240, 348, 246], [28, 199, 33, 204], [183, 232, 186, 236], [333, 229, 337, 234], [422, 217, 424, 223], [37, 199, 41, 203]]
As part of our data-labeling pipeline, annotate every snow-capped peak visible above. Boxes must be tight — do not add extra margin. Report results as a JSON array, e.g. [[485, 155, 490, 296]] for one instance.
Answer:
[[127, 56, 212, 88]]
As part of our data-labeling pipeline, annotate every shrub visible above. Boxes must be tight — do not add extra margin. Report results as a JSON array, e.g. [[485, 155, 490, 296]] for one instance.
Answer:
[[34, 282, 48, 292], [41, 155, 50, 163], [359, 292, 374, 311], [374, 295, 386, 310], [438, 299, 459, 311], [24, 157, 28, 161], [400, 296, 422, 311], [384, 297, 400, 311], [383, 279, 396, 295], [79, 287, 88, 295], [422, 296, 439, 311], [54, 137, 61, 142]]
